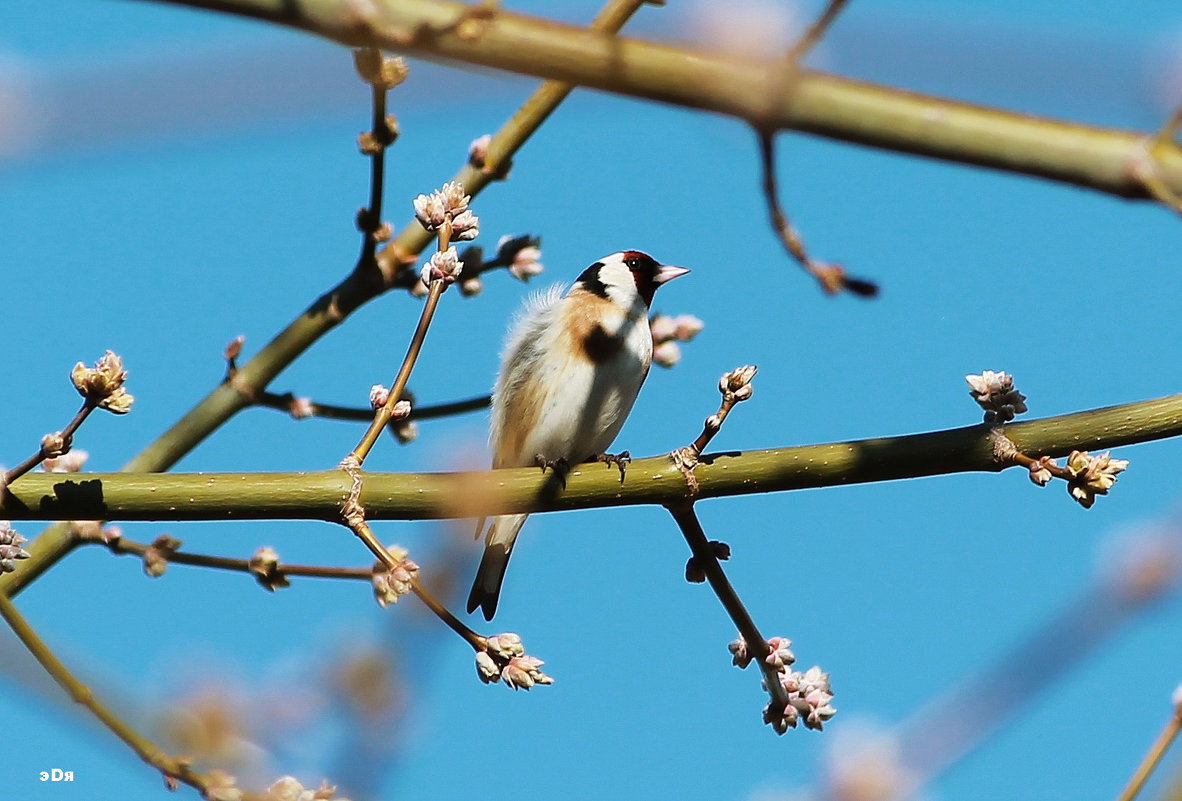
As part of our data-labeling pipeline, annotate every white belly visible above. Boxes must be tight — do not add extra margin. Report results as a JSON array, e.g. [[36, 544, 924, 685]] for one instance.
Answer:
[[523, 346, 647, 463], [494, 307, 653, 467]]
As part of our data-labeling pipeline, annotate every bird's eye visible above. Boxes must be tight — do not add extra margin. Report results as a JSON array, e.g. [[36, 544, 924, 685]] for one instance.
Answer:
[[625, 257, 640, 269]]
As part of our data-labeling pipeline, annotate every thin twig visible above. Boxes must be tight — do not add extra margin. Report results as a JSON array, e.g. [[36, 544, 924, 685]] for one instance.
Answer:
[[666, 502, 790, 711], [756, 130, 878, 296], [345, 507, 483, 649], [0, 593, 211, 795], [1114, 705, 1182, 801], [90, 533, 373, 581], [254, 390, 490, 423], [756, 0, 866, 295], [784, 0, 853, 63], [672, 365, 757, 493], [356, 73, 393, 274], [349, 276, 448, 464], [1, 402, 95, 487]]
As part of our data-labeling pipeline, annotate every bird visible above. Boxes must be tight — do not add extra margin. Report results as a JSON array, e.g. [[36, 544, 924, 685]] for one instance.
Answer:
[[466, 250, 690, 620]]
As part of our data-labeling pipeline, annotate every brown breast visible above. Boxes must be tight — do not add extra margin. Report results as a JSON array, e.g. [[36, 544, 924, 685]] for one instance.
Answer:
[[563, 288, 629, 364]]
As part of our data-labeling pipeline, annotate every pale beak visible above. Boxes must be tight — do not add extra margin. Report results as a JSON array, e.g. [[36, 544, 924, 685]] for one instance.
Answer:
[[654, 264, 690, 285]]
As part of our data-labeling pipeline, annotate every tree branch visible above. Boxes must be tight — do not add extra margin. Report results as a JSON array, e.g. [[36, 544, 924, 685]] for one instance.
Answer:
[[94, 533, 373, 583], [1115, 698, 1182, 801], [0, 593, 212, 795], [3, 391, 1177, 532], [142, 0, 1182, 202], [252, 390, 490, 423], [667, 502, 794, 722]]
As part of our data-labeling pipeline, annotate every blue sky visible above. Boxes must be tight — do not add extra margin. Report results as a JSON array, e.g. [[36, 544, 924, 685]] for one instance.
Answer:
[[3, 2, 1182, 800]]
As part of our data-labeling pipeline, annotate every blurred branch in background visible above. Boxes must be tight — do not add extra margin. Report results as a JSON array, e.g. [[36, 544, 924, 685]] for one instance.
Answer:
[[811, 523, 1182, 801], [0, 38, 512, 161], [3, 6, 1180, 164]]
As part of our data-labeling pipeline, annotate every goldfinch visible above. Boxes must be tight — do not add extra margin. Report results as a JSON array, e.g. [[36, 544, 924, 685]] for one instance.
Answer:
[[467, 250, 690, 619]]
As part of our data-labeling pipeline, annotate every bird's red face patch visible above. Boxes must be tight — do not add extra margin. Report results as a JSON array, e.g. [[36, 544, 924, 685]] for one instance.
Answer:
[[620, 251, 662, 305]]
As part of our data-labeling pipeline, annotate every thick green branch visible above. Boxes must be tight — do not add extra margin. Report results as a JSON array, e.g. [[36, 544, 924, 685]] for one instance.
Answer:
[[146, 0, 1182, 201], [4, 392, 1179, 527]]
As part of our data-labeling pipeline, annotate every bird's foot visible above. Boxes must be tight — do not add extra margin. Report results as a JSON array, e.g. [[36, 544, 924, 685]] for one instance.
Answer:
[[534, 455, 570, 488], [592, 450, 631, 484]]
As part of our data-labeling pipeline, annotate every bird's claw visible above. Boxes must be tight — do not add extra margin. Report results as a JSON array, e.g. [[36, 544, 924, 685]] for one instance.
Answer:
[[594, 450, 631, 484], [535, 455, 570, 488]]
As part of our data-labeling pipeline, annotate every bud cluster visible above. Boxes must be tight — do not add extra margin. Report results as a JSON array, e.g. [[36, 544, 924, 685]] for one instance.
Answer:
[[965, 370, 1027, 424], [720, 364, 757, 402], [71, 351, 134, 414], [475, 632, 554, 691], [0, 522, 30, 573], [649, 313, 705, 368], [420, 246, 465, 287], [412, 181, 478, 241], [249, 546, 290, 592], [371, 544, 420, 607], [142, 534, 181, 578], [729, 635, 835, 733], [352, 48, 409, 90], [1063, 449, 1129, 509]]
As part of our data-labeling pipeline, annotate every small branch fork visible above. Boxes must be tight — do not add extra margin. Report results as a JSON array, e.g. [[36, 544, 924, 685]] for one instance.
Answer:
[[1127, 106, 1182, 217], [352, 48, 405, 277], [671, 365, 757, 494], [1, 402, 94, 488], [338, 183, 485, 648], [668, 366, 834, 734], [395, 234, 543, 293], [2, 351, 134, 490], [666, 503, 793, 715], [83, 527, 372, 586], [966, 370, 1129, 510]]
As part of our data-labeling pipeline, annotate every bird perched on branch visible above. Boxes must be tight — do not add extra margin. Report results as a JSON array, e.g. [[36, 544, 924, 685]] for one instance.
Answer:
[[467, 250, 690, 620]]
